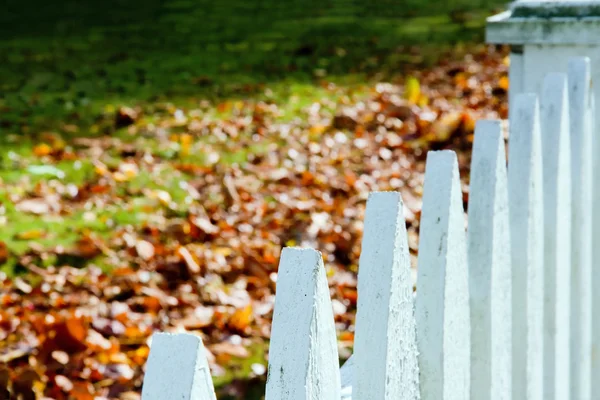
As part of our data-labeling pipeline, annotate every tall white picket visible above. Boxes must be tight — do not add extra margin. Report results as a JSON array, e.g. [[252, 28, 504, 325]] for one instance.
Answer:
[[508, 93, 544, 400], [415, 151, 470, 400], [593, 87, 600, 399], [353, 192, 419, 400], [507, 93, 544, 400], [567, 57, 593, 400], [467, 120, 512, 400], [539, 72, 572, 400], [141, 333, 217, 400], [265, 248, 340, 400]]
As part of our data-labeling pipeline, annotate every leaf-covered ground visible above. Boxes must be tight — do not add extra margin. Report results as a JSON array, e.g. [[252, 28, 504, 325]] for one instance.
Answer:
[[0, 42, 509, 398]]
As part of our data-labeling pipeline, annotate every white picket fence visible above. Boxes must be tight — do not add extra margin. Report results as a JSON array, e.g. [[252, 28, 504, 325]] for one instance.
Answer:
[[139, 55, 596, 399]]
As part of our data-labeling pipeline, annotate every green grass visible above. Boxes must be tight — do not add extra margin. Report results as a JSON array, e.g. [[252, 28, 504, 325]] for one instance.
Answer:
[[0, 0, 506, 133]]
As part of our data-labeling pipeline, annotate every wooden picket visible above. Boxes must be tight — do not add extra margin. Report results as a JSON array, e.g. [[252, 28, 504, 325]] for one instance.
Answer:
[[567, 57, 593, 400], [415, 150, 470, 400], [265, 247, 340, 400], [539, 72, 572, 400], [507, 93, 544, 400], [353, 192, 419, 399], [467, 120, 511, 400], [140, 52, 599, 400], [141, 333, 217, 400]]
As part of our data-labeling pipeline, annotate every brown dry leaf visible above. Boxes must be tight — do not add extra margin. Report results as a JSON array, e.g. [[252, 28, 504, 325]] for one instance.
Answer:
[[190, 215, 219, 235], [210, 342, 249, 359], [0, 241, 9, 264], [178, 246, 201, 274], [135, 240, 155, 261], [115, 106, 139, 128], [53, 316, 89, 354], [0, 367, 9, 400], [15, 198, 56, 215], [430, 111, 463, 142]]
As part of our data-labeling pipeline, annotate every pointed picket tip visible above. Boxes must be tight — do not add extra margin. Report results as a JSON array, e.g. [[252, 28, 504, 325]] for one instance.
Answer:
[[265, 247, 340, 400], [540, 72, 572, 400], [468, 120, 512, 400], [567, 56, 593, 400], [353, 191, 419, 400], [416, 150, 470, 400], [141, 332, 217, 400]]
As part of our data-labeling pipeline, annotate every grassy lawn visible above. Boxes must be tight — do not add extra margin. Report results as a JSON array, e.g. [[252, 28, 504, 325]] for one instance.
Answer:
[[0, 0, 506, 268], [1, 0, 506, 131]]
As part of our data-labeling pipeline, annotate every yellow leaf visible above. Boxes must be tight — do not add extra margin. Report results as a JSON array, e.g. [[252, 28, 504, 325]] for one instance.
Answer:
[[309, 125, 327, 137], [214, 247, 233, 257], [15, 229, 46, 240], [180, 134, 193, 157], [404, 76, 421, 104]]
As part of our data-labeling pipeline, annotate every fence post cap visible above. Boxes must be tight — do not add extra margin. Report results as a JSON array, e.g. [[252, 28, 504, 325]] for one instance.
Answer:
[[486, 0, 600, 44]]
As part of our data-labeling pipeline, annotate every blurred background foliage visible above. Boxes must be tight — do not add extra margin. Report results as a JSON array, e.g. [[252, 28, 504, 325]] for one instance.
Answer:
[[0, 0, 507, 133]]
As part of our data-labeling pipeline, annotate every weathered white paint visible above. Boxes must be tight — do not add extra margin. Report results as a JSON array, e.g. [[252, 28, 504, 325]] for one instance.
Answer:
[[340, 356, 353, 400], [509, 48, 525, 115], [539, 72, 572, 400], [507, 93, 544, 400], [467, 120, 512, 400], [567, 57, 593, 400], [353, 191, 419, 400], [265, 247, 340, 400], [141, 333, 217, 400], [487, 2, 600, 45], [592, 87, 600, 400], [416, 151, 470, 400]]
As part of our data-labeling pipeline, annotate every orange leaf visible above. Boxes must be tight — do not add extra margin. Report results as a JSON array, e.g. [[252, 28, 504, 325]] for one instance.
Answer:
[[53, 316, 88, 354], [228, 304, 253, 332], [498, 76, 509, 91], [33, 143, 52, 157]]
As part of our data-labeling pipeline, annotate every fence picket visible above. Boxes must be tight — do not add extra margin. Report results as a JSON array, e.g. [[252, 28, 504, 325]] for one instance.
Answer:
[[467, 120, 512, 400], [593, 81, 600, 400], [265, 248, 340, 400], [353, 192, 419, 400], [141, 333, 217, 400], [567, 57, 594, 400], [508, 93, 545, 400], [416, 150, 470, 400], [539, 72, 572, 400]]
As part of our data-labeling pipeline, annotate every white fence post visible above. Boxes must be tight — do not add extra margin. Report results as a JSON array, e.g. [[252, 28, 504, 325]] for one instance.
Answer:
[[568, 56, 594, 400], [265, 247, 340, 400], [507, 93, 545, 400], [539, 72, 572, 400], [352, 192, 419, 400], [141, 333, 217, 400], [467, 120, 512, 400], [416, 150, 470, 400]]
